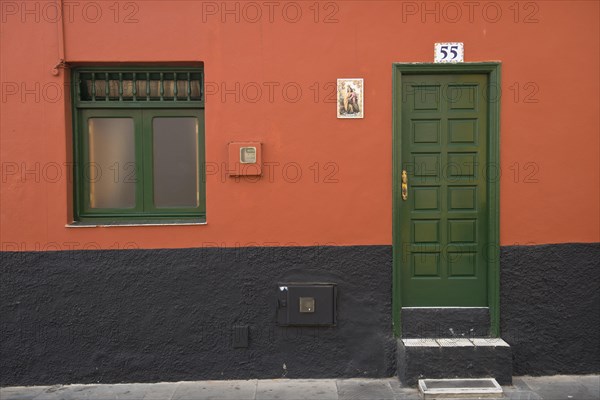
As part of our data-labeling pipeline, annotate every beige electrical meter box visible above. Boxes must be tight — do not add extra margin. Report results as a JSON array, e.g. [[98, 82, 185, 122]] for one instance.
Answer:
[[228, 142, 262, 176], [240, 147, 256, 163]]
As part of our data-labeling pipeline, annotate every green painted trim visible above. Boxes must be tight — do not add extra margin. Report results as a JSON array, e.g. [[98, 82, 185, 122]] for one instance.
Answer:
[[75, 102, 204, 109], [391, 67, 402, 337], [74, 214, 205, 220], [73, 67, 204, 107], [71, 67, 206, 223], [68, 219, 206, 226], [72, 70, 81, 220], [487, 64, 501, 337], [391, 62, 501, 337], [74, 66, 203, 72]]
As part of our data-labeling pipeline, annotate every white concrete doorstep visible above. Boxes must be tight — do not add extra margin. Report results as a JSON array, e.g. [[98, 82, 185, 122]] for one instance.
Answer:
[[418, 378, 503, 399]]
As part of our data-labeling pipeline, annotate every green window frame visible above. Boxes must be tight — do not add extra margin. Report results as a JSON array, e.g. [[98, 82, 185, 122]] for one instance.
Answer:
[[72, 67, 206, 223]]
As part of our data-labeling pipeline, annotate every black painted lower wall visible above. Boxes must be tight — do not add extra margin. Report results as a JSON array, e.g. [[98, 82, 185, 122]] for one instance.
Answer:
[[500, 243, 600, 376], [0, 246, 395, 386], [1, 243, 598, 386]]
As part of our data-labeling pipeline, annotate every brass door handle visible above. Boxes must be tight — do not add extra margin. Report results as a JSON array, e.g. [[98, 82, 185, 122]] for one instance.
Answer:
[[401, 170, 408, 201]]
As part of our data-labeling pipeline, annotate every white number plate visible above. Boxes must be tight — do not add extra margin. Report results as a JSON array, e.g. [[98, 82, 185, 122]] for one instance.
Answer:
[[434, 42, 464, 63]]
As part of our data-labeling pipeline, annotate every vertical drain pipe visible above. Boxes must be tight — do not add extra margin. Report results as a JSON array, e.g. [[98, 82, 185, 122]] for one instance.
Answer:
[[51, 0, 66, 75]]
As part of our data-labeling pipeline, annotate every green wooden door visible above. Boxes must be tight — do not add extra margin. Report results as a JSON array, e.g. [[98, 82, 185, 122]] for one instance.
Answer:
[[399, 74, 489, 306]]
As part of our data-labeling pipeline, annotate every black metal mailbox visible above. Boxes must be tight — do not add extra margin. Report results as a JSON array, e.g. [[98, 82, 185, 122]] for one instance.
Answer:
[[276, 283, 337, 326]]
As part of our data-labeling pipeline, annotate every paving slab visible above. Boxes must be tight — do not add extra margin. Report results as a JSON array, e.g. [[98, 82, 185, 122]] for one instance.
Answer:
[[34, 383, 169, 400], [0, 386, 47, 400], [336, 379, 395, 400], [387, 379, 421, 400], [436, 338, 474, 347], [502, 386, 543, 400], [470, 338, 510, 347], [401, 338, 439, 347], [255, 379, 338, 400], [139, 383, 181, 400], [519, 375, 600, 400], [511, 377, 534, 391], [172, 380, 256, 400]]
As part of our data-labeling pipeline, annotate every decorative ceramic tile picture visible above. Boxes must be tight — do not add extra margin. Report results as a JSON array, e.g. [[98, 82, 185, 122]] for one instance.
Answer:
[[337, 79, 364, 118]]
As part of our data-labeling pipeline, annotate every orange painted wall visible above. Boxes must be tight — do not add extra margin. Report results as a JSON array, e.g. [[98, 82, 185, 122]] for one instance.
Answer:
[[1, 1, 598, 250]]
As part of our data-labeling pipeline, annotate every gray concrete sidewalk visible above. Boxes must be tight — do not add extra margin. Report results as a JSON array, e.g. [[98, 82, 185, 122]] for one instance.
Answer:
[[1, 375, 598, 400]]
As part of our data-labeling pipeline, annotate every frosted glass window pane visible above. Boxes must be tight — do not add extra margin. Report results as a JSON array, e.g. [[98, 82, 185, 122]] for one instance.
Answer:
[[153, 118, 199, 207], [88, 118, 136, 209]]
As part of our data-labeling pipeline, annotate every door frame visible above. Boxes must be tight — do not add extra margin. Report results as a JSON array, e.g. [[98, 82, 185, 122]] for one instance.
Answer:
[[392, 62, 501, 337]]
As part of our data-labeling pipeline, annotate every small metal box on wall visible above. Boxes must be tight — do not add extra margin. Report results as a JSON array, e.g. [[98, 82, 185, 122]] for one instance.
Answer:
[[228, 142, 262, 176], [276, 283, 337, 326]]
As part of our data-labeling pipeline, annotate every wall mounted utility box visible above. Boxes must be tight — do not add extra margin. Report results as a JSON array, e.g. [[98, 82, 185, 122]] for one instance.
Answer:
[[228, 142, 262, 176], [277, 283, 337, 326]]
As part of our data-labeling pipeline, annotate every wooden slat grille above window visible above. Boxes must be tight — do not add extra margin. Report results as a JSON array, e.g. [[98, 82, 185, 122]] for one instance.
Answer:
[[77, 70, 203, 103]]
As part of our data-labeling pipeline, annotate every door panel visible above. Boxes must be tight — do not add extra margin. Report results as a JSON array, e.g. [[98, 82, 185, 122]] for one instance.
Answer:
[[400, 74, 488, 306]]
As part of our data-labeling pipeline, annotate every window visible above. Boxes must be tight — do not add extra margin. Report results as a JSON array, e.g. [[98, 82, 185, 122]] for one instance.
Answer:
[[72, 67, 205, 223]]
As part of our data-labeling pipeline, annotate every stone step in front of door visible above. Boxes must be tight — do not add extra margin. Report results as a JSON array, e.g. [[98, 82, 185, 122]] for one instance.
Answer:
[[418, 378, 503, 399], [397, 338, 512, 387]]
